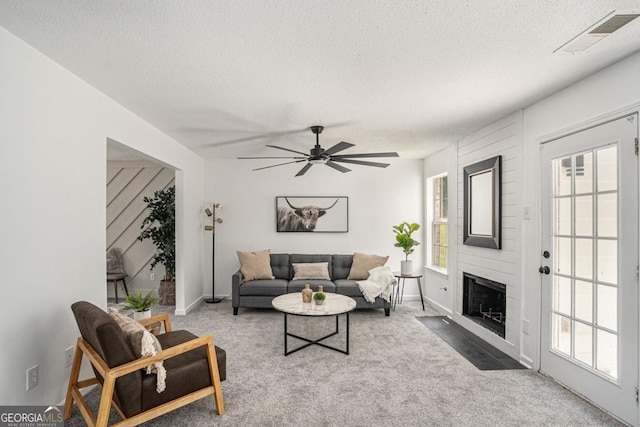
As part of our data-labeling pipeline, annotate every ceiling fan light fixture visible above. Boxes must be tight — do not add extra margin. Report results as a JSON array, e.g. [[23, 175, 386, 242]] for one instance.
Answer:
[[239, 124, 399, 176], [309, 157, 328, 165]]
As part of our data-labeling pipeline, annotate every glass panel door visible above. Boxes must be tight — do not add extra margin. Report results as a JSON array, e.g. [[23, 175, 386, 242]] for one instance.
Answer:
[[550, 146, 619, 379], [540, 115, 638, 426]]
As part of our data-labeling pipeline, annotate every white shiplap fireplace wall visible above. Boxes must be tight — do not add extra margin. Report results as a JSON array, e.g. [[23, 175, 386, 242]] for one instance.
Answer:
[[454, 111, 524, 359]]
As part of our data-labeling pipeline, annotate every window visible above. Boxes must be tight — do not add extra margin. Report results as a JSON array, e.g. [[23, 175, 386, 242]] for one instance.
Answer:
[[428, 174, 448, 272]]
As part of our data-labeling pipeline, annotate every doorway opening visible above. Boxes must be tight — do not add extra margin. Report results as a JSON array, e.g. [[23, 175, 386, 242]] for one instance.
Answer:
[[106, 138, 176, 310]]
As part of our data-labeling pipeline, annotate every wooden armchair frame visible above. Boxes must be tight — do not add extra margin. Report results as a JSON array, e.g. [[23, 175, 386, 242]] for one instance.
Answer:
[[63, 313, 224, 427]]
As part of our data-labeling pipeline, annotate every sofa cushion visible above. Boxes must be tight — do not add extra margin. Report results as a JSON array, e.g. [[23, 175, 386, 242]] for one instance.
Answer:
[[347, 252, 389, 280], [237, 249, 275, 281], [142, 330, 225, 412], [334, 279, 364, 297], [287, 280, 335, 293], [291, 262, 331, 280], [332, 255, 354, 280], [270, 254, 290, 280], [155, 330, 226, 381], [289, 254, 333, 280], [239, 279, 288, 296]]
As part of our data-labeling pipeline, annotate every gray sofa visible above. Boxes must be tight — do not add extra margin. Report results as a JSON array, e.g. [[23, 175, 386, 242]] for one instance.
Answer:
[[232, 253, 391, 316]]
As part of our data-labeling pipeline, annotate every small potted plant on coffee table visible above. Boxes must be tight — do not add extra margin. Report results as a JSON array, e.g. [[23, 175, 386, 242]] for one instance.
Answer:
[[121, 290, 159, 321], [313, 290, 326, 306]]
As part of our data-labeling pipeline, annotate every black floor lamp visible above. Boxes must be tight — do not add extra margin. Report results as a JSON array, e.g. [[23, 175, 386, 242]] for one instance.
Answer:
[[204, 203, 223, 303]]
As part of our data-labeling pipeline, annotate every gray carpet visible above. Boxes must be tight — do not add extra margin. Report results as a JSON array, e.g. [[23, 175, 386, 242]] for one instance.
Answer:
[[66, 299, 623, 426]]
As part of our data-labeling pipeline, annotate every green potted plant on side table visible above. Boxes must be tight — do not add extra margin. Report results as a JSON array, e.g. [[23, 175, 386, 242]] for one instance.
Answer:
[[139, 186, 175, 305], [393, 221, 420, 275], [121, 290, 159, 321]]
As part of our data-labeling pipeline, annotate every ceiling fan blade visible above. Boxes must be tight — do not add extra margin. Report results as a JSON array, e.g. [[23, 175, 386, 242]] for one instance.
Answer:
[[331, 152, 399, 158], [295, 163, 313, 176], [325, 161, 352, 173], [238, 156, 306, 159], [266, 145, 309, 156], [323, 141, 355, 156], [330, 158, 390, 168], [252, 160, 307, 171]]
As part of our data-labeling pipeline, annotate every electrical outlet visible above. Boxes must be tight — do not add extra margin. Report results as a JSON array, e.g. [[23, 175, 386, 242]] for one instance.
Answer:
[[26, 365, 39, 391], [65, 346, 74, 367], [150, 273, 155, 281]]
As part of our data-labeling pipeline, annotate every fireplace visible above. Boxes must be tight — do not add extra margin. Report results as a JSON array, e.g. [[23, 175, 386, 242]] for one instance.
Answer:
[[463, 273, 506, 338]]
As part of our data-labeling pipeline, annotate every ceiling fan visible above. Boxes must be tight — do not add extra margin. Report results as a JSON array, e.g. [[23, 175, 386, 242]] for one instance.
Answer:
[[238, 125, 399, 176]]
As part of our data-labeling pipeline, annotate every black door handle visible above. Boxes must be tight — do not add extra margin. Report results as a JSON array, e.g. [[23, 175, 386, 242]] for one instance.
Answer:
[[538, 266, 550, 275]]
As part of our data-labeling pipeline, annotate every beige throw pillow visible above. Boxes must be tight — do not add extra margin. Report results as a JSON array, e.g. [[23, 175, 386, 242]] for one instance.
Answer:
[[108, 308, 166, 393], [237, 249, 275, 281], [292, 262, 331, 280], [347, 252, 389, 280]]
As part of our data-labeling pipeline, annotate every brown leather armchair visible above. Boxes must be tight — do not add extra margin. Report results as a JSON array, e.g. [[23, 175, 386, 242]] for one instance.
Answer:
[[64, 301, 225, 426]]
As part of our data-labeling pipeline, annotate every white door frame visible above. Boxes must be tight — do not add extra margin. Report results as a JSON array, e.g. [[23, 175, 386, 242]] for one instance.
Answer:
[[535, 111, 639, 425]]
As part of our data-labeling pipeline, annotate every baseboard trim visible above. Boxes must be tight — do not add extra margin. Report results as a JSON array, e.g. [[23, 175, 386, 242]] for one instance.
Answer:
[[175, 296, 203, 316], [519, 354, 534, 369], [424, 297, 452, 316]]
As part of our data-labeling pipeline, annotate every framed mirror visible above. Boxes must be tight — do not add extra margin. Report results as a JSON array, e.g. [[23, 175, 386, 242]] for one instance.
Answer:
[[463, 155, 501, 249]]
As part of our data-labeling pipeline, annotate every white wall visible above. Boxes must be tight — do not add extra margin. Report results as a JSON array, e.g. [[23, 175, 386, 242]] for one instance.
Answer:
[[519, 52, 640, 367], [0, 27, 205, 405], [423, 145, 457, 313], [204, 158, 424, 299], [454, 112, 524, 359]]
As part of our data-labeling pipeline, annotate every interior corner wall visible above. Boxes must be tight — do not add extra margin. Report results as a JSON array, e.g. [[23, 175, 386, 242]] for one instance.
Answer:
[[454, 111, 524, 360], [0, 27, 205, 405], [423, 145, 457, 314], [204, 158, 424, 299]]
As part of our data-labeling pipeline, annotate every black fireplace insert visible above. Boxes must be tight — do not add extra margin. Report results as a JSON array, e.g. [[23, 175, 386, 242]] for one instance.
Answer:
[[463, 273, 506, 338]]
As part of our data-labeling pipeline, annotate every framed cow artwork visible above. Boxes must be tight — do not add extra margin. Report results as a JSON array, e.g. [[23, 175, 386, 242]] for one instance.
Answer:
[[276, 196, 348, 233]]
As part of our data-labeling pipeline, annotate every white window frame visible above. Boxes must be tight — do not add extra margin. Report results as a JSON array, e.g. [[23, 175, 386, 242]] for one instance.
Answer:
[[426, 172, 448, 275]]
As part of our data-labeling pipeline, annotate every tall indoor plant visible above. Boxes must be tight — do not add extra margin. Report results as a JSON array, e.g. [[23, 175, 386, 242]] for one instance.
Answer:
[[139, 186, 175, 305], [393, 221, 420, 275]]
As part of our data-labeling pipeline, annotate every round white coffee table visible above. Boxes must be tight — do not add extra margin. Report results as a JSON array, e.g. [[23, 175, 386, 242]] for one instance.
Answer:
[[272, 292, 356, 356]]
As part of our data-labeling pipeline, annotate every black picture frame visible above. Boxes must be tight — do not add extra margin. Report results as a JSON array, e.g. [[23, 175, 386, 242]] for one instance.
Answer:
[[463, 156, 501, 249], [276, 196, 348, 233]]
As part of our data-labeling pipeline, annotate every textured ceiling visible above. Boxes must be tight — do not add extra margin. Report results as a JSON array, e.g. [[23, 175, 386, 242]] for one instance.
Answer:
[[1, 1, 640, 161]]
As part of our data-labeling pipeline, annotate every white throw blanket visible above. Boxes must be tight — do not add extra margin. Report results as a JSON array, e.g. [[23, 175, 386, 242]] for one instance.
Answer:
[[140, 330, 167, 393], [357, 266, 396, 303]]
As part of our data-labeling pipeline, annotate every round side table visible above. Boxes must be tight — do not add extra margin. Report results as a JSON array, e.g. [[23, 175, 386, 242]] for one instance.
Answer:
[[392, 272, 425, 311]]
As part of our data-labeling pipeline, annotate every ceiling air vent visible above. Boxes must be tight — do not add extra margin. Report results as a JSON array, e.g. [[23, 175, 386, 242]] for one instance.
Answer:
[[556, 11, 640, 53]]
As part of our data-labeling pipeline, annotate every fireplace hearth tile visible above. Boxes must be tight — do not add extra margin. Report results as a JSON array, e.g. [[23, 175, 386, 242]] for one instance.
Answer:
[[416, 316, 526, 370]]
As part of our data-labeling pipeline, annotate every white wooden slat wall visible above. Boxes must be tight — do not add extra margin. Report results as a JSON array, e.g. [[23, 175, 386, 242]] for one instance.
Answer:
[[106, 160, 175, 298], [456, 111, 523, 351]]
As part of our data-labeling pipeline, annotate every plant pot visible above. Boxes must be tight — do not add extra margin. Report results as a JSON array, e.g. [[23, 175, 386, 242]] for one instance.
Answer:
[[159, 279, 176, 305], [314, 299, 325, 306], [133, 310, 151, 321], [401, 260, 413, 275]]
